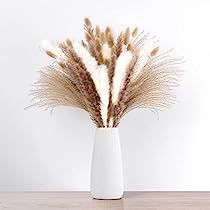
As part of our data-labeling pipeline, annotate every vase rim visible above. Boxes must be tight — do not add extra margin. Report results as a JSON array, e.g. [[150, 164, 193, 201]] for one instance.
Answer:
[[96, 127, 118, 130]]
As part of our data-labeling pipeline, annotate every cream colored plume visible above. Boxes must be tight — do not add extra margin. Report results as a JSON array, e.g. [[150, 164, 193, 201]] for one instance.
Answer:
[[101, 43, 112, 61], [97, 65, 109, 126], [73, 41, 109, 126], [112, 51, 133, 104], [40, 40, 65, 61]]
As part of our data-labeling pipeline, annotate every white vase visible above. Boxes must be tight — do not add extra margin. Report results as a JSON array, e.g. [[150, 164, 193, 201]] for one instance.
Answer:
[[90, 128, 123, 199]]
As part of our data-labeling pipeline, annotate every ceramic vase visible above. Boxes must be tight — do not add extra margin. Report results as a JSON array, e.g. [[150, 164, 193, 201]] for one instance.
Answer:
[[90, 128, 123, 199]]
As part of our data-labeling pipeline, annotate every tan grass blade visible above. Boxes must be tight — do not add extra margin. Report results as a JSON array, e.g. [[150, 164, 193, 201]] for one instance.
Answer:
[[29, 66, 87, 111], [116, 51, 183, 126]]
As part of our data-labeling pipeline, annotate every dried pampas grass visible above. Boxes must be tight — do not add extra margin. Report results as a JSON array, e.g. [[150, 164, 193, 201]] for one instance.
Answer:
[[28, 18, 183, 127]]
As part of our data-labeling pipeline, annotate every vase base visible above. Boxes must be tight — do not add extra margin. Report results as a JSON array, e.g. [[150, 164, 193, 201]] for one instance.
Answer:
[[92, 197, 123, 200], [91, 193, 123, 200]]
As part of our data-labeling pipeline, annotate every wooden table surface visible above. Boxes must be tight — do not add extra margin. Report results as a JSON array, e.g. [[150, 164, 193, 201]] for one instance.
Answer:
[[0, 192, 210, 210]]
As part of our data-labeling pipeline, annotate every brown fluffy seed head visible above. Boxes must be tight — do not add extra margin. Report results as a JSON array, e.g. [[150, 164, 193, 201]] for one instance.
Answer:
[[85, 33, 92, 42], [107, 34, 114, 48], [46, 51, 57, 58], [100, 32, 106, 44], [59, 62, 66, 68], [66, 38, 73, 48], [132, 27, 139, 37], [84, 18, 92, 28], [127, 43, 133, 51], [124, 27, 130, 45], [95, 25, 100, 37], [150, 47, 159, 57], [96, 38, 102, 52], [105, 27, 111, 36], [98, 52, 104, 64], [105, 59, 110, 66]]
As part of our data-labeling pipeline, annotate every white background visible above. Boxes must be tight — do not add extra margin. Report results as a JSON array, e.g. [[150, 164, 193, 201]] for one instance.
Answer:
[[0, 0, 210, 191]]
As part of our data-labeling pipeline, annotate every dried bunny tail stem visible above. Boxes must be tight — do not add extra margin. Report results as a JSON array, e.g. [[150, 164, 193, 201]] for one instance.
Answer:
[[85, 33, 92, 42], [84, 17, 92, 28], [112, 54, 139, 127], [127, 43, 133, 51], [40, 40, 67, 63], [97, 52, 104, 64], [124, 27, 130, 45], [60, 43, 104, 127], [106, 27, 114, 46], [100, 32, 106, 44], [105, 27, 111, 38], [121, 51, 183, 121], [95, 25, 101, 37], [59, 62, 66, 68], [107, 33, 114, 48], [83, 18, 99, 61], [66, 38, 73, 48], [83, 18, 106, 64], [95, 38, 102, 52], [46, 51, 57, 58], [150, 47, 159, 57], [132, 27, 139, 37]]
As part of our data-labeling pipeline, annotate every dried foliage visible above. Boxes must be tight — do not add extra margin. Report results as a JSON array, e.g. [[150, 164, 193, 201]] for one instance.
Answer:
[[29, 18, 183, 127]]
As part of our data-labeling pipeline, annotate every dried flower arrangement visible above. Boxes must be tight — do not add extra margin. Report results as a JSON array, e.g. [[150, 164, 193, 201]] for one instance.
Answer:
[[30, 18, 182, 127]]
